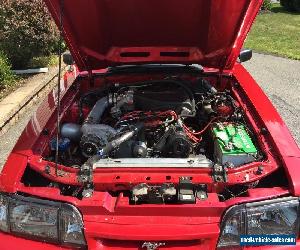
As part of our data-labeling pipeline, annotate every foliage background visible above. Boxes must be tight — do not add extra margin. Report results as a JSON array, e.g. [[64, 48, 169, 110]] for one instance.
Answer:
[[262, 0, 272, 11], [0, 0, 59, 70], [0, 51, 15, 88], [245, 3, 300, 60]]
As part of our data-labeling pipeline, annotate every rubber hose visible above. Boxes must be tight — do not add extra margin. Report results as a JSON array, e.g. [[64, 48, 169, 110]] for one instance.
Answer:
[[84, 96, 109, 124]]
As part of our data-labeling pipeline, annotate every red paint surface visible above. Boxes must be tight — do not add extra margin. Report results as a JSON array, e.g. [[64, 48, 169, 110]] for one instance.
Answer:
[[233, 64, 300, 195], [1, 1, 300, 249], [2, 64, 300, 249], [44, 0, 262, 71]]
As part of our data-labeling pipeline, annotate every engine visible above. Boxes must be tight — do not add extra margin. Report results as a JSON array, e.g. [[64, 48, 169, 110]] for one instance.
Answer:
[[54, 78, 259, 170]]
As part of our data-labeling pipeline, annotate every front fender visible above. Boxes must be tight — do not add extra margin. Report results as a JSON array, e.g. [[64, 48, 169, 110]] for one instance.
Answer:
[[233, 63, 300, 195]]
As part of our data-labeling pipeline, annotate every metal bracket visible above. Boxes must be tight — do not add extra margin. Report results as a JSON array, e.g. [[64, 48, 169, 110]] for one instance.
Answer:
[[78, 162, 93, 183], [212, 164, 228, 182], [82, 184, 94, 198], [195, 184, 208, 200], [78, 162, 94, 198]]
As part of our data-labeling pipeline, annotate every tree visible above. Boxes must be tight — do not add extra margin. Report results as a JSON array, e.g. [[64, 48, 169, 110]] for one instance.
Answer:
[[0, 0, 59, 69]]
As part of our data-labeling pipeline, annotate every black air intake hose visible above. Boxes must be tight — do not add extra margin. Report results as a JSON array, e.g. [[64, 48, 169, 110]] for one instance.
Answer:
[[84, 96, 109, 124], [78, 89, 105, 123]]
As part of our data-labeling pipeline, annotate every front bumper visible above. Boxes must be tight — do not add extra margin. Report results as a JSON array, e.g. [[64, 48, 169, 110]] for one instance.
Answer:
[[0, 193, 299, 249], [1, 166, 298, 249], [1, 231, 300, 250], [1, 190, 297, 249]]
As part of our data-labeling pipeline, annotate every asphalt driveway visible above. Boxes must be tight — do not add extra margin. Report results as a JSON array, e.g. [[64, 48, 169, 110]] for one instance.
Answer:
[[0, 52, 299, 167], [244, 53, 300, 147]]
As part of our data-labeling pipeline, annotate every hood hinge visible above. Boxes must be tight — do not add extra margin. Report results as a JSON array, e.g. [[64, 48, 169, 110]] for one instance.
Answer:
[[88, 70, 94, 87], [218, 69, 224, 87], [217, 56, 226, 87]]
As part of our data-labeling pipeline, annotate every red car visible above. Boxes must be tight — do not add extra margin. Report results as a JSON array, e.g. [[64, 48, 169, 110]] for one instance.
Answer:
[[1, 0, 300, 249]]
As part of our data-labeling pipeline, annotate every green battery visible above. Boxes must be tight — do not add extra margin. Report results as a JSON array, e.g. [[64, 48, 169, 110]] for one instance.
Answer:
[[212, 123, 257, 167]]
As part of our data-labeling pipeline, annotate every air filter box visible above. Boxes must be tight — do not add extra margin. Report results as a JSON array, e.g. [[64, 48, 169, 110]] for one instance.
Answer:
[[212, 123, 257, 167]]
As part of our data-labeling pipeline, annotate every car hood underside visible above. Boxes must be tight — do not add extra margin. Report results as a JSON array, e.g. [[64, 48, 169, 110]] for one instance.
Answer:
[[44, 0, 262, 71]]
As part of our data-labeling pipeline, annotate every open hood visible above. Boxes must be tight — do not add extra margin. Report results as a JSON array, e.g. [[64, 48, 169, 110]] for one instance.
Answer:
[[44, 0, 262, 72]]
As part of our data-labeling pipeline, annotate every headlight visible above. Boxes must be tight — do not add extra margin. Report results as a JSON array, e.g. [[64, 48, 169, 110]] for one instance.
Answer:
[[218, 197, 300, 248], [0, 193, 86, 247]]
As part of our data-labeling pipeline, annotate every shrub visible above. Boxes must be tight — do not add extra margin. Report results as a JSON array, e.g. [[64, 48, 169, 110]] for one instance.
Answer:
[[0, 51, 15, 88], [293, 0, 300, 12], [280, 0, 300, 11], [280, 0, 288, 7], [261, 0, 272, 11], [0, 0, 59, 69]]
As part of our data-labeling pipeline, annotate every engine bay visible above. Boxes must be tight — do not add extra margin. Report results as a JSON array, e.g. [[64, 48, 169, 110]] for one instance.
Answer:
[[50, 78, 260, 167], [32, 75, 272, 204]]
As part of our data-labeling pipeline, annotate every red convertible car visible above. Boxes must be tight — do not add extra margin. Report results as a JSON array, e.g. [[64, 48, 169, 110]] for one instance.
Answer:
[[1, 0, 300, 249]]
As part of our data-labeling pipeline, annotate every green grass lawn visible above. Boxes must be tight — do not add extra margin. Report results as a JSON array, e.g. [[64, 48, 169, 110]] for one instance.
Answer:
[[245, 3, 300, 60]]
